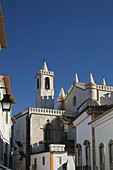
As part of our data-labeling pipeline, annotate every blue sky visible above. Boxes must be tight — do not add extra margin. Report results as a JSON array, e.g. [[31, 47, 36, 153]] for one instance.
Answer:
[[1, 0, 113, 115]]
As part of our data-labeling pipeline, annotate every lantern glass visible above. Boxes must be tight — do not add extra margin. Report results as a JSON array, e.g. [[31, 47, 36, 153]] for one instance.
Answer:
[[1, 94, 12, 111]]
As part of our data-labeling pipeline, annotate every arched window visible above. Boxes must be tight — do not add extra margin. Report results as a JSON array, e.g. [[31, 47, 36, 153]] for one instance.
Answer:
[[109, 139, 113, 169], [44, 123, 53, 150], [73, 96, 76, 106], [83, 140, 90, 167], [99, 143, 105, 169], [76, 144, 82, 168], [45, 77, 50, 89]]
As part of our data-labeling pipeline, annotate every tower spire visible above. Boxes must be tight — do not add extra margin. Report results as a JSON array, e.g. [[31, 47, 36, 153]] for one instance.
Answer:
[[74, 72, 79, 84], [58, 86, 65, 99], [87, 72, 95, 84], [42, 59, 48, 71]]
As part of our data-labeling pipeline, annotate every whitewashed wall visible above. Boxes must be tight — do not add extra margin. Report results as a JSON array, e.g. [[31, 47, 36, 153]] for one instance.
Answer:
[[91, 110, 113, 170], [73, 112, 93, 169]]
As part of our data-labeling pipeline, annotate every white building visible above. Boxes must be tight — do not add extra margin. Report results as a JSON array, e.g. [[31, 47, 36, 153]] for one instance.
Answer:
[[30, 144, 67, 170], [89, 107, 113, 170], [13, 59, 113, 170], [13, 60, 75, 170], [57, 72, 113, 113], [0, 76, 16, 169], [71, 105, 112, 170]]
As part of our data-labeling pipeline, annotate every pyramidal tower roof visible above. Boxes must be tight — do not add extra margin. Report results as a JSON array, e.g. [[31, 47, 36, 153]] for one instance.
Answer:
[[58, 86, 65, 99], [42, 59, 48, 71], [87, 72, 95, 84], [74, 72, 79, 84], [102, 77, 106, 86], [0, 5, 6, 49]]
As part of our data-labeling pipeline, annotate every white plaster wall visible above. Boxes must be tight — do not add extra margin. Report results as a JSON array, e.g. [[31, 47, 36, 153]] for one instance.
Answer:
[[64, 86, 86, 112], [0, 76, 12, 167], [30, 152, 50, 170], [67, 154, 75, 170], [53, 152, 67, 170], [76, 115, 93, 169], [94, 117, 113, 170], [35, 74, 54, 109], [99, 90, 113, 105]]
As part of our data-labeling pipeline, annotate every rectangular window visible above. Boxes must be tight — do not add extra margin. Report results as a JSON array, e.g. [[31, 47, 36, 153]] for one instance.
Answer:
[[37, 78, 39, 89], [42, 156, 45, 166], [78, 149, 82, 167], [86, 147, 90, 166], [56, 157, 62, 165], [6, 111, 8, 124], [34, 158, 37, 169]]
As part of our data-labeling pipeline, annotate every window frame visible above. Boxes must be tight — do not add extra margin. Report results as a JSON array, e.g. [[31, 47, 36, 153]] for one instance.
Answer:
[[45, 77, 50, 90], [76, 144, 82, 168], [42, 156, 45, 166], [99, 143, 105, 169], [83, 140, 91, 167], [73, 96, 76, 106], [109, 139, 113, 169]]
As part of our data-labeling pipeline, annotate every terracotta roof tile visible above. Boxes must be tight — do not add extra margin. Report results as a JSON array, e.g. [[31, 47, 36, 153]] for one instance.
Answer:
[[0, 5, 6, 48], [11, 117, 16, 124], [4, 76, 16, 104]]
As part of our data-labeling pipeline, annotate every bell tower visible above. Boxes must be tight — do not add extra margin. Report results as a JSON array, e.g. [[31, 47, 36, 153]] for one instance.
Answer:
[[35, 59, 54, 109]]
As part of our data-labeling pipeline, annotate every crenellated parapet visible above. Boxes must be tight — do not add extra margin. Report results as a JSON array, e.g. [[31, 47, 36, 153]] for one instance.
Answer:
[[35, 70, 54, 78], [15, 107, 75, 118], [96, 85, 113, 91]]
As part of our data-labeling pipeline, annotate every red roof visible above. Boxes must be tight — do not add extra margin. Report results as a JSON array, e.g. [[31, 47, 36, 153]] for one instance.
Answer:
[[4, 76, 16, 104], [0, 5, 6, 48]]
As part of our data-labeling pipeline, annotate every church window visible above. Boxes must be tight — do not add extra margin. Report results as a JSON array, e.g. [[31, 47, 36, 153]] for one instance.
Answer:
[[99, 143, 105, 169], [44, 123, 54, 150], [42, 156, 45, 166], [45, 77, 50, 89], [73, 96, 76, 106], [37, 78, 39, 89]]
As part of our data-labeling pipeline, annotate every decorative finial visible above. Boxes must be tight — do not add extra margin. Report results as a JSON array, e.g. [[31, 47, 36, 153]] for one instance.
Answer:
[[87, 72, 95, 84], [102, 77, 106, 86], [42, 59, 48, 71], [74, 72, 79, 84]]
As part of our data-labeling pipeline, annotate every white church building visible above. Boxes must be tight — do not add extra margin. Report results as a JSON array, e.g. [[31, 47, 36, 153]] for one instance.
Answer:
[[12, 59, 113, 170]]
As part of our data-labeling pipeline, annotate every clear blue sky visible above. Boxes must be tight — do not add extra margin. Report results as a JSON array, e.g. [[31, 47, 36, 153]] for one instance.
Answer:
[[1, 0, 113, 115]]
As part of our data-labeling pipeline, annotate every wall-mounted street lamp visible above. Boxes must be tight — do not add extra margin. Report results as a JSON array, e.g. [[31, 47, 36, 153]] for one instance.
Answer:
[[1, 94, 12, 111]]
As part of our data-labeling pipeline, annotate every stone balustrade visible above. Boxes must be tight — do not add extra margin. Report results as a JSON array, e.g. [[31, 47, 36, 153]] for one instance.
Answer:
[[28, 107, 75, 117], [96, 85, 113, 91], [49, 144, 65, 152]]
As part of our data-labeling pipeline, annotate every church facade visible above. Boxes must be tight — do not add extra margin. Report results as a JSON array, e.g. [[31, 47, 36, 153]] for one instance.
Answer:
[[13, 60, 75, 170], [13, 59, 113, 170]]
